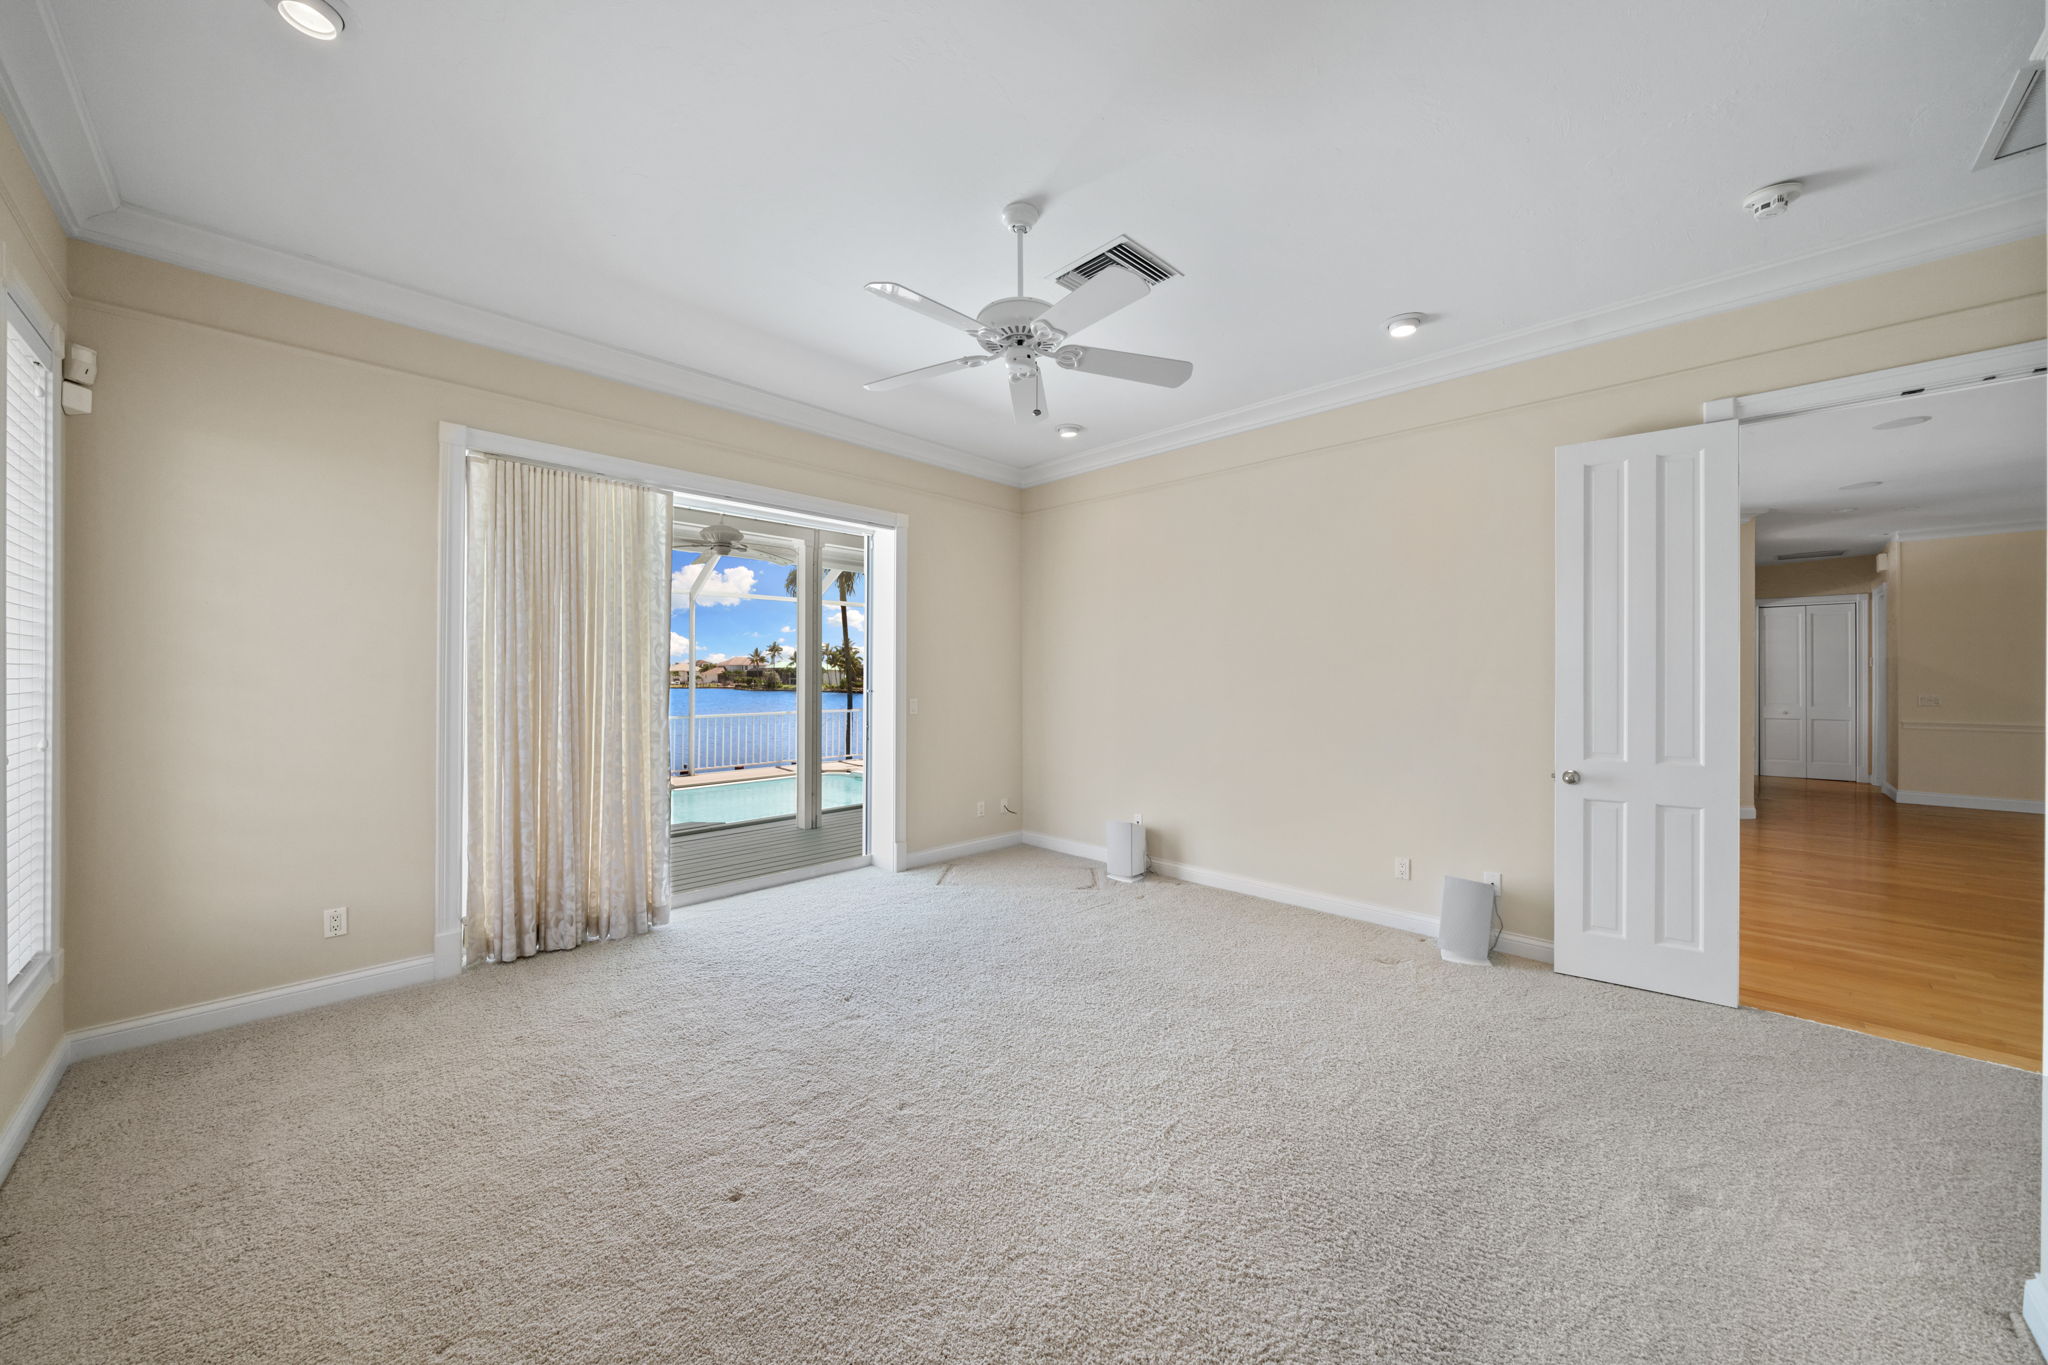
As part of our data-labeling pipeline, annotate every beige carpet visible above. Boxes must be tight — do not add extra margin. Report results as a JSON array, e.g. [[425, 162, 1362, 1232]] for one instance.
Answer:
[[0, 844, 2037, 1364]]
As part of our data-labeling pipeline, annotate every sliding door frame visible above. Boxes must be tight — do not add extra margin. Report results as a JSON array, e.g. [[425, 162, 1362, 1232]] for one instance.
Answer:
[[433, 422, 910, 978]]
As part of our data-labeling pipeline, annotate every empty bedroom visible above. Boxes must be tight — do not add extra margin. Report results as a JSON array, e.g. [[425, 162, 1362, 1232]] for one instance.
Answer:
[[0, 3, 2043, 1363]]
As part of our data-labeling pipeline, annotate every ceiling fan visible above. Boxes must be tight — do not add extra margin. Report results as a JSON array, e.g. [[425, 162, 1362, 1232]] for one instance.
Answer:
[[861, 201, 1192, 424], [674, 520, 794, 574]]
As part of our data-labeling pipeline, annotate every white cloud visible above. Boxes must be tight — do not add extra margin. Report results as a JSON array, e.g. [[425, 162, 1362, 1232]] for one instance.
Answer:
[[672, 563, 757, 606], [821, 606, 865, 636], [669, 633, 690, 661]]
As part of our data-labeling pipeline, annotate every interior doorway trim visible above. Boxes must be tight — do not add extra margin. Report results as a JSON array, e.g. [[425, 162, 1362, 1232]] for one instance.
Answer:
[[1700, 340, 2045, 425], [432, 422, 911, 978], [1755, 592, 1870, 785]]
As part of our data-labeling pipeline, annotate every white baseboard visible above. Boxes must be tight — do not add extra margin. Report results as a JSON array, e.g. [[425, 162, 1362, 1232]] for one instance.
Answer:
[[899, 831, 1023, 870], [67, 955, 438, 1062], [1739, 806, 1757, 820], [1893, 788, 2045, 814], [0, 1040, 68, 1188], [2025, 1277, 2048, 1360], [1020, 832, 1555, 964], [1880, 781, 1900, 801]]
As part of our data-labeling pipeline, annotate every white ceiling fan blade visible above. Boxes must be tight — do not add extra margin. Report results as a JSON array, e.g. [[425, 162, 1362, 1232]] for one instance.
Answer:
[[1032, 265, 1150, 340], [1009, 362, 1046, 423], [862, 355, 990, 392], [864, 282, 987, 334], [1055, 345, 1192, 388]]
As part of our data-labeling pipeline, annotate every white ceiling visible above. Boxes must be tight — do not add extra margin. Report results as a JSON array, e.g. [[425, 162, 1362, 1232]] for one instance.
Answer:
[[1742, 374, 2046, 561], [2, 1, 2042, 486]]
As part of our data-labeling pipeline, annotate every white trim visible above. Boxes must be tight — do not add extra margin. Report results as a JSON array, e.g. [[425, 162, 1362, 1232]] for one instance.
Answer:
[[899, 831, 1023, 870], [1880, 780, 1900, 801], [668, 854, 871, 908], [1704, 341, 2048, 425], [0, 1035, 65, 1188], [1892, 521, 2048, 543], [433, 427, 467, 977], [0, 0, 119, 229], [1740, 806, 1757, 820], [1890, 789, 2046, 815], [0, 0, 2034, 495], [1022, 195, 2044, 487], [71, 205, 1021, 487], [1019, 832, 1554, 964], [435, 424, 910, 937], [2023, 1277, 2048, 1360], [1899, 720, 2046, 734], [1871, 581, 1888, 789], [66, 955, 437, 1061]]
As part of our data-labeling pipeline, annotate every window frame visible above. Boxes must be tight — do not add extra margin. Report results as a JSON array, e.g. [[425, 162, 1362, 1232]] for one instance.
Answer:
[[0, 287, 61, 1049]]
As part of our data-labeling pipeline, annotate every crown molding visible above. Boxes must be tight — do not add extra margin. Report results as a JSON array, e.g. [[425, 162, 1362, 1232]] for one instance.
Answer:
[[0, 0, 118, 229], [1891, 519, 2047, 543], [72, 204, 1024, 487], [4, 0, 2040, 496], [1018, 191, 2047, 487]]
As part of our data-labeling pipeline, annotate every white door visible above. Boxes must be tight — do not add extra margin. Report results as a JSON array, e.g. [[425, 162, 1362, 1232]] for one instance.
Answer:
[[1757, 600, 1859, 782], [1554, 421, 1740, 1006]]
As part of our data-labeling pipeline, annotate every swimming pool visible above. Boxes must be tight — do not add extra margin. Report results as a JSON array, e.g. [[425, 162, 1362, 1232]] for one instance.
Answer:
[[670, 772, 865, 827]]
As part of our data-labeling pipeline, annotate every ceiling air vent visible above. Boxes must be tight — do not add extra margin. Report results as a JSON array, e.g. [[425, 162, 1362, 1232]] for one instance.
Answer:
[[1975, 47, 2047, 168], [1776, 549, 1847, 562], [1053, 236, 1181, 293]]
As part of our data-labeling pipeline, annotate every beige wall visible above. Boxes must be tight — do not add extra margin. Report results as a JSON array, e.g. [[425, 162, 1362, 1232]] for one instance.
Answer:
[[61, 244, 1024, 1030], [0, 113, 70, 1154], [1892, 530, 2045, 802], [1755, 554, 1882, 601], [1022, 238, 2045, 941]]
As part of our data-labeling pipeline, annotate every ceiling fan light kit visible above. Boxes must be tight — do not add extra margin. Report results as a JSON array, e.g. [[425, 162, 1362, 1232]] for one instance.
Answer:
[[862, 202, 1193, 426]]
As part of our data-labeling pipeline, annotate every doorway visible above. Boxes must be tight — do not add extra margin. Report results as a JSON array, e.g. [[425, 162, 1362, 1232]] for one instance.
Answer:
[[1552, 341, 2046, 1068]]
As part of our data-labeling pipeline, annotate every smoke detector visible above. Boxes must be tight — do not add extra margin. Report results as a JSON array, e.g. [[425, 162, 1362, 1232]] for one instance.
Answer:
[[1742, 181, 1803, 220]]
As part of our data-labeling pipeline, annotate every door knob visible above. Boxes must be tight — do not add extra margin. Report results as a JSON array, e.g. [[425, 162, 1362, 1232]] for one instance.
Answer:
[[1561, 769, 1582, 784]]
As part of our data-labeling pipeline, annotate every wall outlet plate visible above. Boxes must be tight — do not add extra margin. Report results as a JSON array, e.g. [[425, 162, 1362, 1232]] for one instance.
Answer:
[[1394, 857, 1412, 880], [323, 906, 348, 938]]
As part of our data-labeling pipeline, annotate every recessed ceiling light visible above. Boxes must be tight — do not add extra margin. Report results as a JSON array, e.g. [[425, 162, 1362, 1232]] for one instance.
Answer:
[[1385, 313, 1424, 339], [274, 0, 345, 40], [1872, 415, 1932, 430], [1838, 480, 1883, 490], [1055, 424, 1084, 439]]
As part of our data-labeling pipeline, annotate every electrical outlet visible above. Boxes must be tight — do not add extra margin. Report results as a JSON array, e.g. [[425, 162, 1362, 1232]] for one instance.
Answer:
[[1481, 871, 1501, 895], [909, 697, 920, 715], [1394, 858, 1411, 881], [975, 800, 985, 817], [322, 906, 348, 938], [1915, 694, 1941, 707]]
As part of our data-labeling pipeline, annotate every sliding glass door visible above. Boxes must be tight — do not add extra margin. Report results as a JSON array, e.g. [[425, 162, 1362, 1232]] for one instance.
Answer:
[[667, 502, 868, 894]]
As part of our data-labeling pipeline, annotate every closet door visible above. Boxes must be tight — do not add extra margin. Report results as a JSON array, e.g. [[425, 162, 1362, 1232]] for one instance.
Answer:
[[1757, 601, 1859, 782]]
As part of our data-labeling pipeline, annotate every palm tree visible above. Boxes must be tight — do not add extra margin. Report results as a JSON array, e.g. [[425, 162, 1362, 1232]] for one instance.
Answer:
[[766, 641, 785, 667], [793, 568, 863, 758], [748, 647, 766, 665]]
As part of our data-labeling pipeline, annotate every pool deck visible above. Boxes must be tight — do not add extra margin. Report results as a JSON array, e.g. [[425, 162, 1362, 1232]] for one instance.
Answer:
[[671, 760, 863, 790]]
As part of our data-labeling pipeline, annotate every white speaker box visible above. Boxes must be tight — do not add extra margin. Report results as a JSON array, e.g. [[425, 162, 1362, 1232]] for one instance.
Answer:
[[1437, 875, 1496, 966], [1105, 818, 1147, 883]]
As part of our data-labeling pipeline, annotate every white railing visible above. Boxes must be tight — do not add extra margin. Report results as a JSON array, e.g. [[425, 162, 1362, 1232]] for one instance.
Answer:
[[670, 708, 865, 774]]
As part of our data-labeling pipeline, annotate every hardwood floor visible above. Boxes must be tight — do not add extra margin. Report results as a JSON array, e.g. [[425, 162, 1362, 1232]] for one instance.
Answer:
[[1741, 777, 2043, 1069]]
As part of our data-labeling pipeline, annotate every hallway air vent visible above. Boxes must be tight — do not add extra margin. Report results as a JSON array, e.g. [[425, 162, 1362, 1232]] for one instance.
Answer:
[[1776, 550, 1847, 561], [1975, 54, 2046, 168], [1054, 236, 1181, 292]]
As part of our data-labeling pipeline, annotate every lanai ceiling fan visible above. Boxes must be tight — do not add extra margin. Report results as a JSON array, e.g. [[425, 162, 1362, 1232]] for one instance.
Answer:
[[862, 202, 1192, 423], [674, 520, 794, 573]]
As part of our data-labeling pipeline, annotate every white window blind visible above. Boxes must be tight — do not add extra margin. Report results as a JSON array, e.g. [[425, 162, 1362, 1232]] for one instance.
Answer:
[[3, 312, 53, 988]]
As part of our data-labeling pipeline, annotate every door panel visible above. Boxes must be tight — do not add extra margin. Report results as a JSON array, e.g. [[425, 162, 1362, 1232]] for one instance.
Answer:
[[1754, 599, 1860, 782], [1554, 421, 1739, 1006]]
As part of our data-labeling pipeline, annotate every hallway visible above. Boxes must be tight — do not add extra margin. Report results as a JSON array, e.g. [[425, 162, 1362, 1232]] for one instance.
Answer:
[[1742, 777, 2043, 1069]]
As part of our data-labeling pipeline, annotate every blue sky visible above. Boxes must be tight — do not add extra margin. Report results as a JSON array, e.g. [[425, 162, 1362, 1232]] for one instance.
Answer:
[[670, 551, 865, 664]]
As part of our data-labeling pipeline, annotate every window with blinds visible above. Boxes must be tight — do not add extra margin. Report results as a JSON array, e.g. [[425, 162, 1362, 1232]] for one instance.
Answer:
[[3, 306, 53, 992]]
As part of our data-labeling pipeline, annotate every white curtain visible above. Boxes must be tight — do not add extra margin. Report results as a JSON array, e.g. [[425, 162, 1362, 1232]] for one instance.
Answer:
[[466, 456, 671, 963]]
